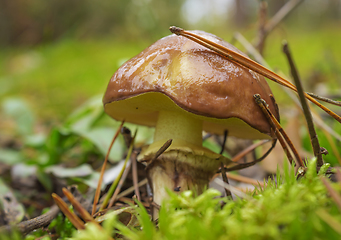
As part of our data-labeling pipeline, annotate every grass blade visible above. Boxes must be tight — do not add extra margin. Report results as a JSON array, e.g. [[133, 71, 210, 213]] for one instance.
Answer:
[[92, 120, 125, 215], [101, 129, 137, 211]]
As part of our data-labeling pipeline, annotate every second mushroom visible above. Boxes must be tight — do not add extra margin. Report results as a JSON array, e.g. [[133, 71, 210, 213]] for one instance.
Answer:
[[103, 30, 279, 207]]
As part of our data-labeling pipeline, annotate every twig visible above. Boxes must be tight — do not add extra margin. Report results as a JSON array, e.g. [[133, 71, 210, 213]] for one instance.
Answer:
[[211, 171, 265, 188], [60, 189, 115, 240], [0, 186, 91, 235], [63, 188, 95, 223], [219, 130, 228, 155], [231, 140, 270, 163], [307, 92, 341, 106], [263, 0, 303, 35], [100, 130, 137, 211], [121, 126, 133, 147], [233, 31, 341, 143], [255, 0, 268, 54], [324, 131, 341, 165], [151, 139, 173, 162], [336, 168, 341, 188], [215, 139, 274, 172], [320, 177, 341, 211], [107, 163, 132, 208], [116, 178, 148, 200], [117, 197, 149, 208], [52, 194, 85, 230], [142, 139, 172, 168], [223, 139, 277, 171], [219, 130, 232, 198], [254, 0, 304, 51], [226, 173, 265, 187], [254, 94, 304, 167], [234, 30, 341, 163], [0, 205, 60, 235], [131, 152, 141, 202], [254, 95, 294, 165], [220, 162, 232, 198], [312, 109, 341, 142], [233, 32, 269, 67], [150, 201, 161, 210], [212, 178, 251, 200], [92, 121, 125, 215], [282, 42, 324, 167], [316, 209, 341, 235]]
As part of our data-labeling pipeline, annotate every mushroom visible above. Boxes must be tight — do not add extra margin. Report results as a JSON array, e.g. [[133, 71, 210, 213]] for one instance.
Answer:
[[103, 30, 279, 206]]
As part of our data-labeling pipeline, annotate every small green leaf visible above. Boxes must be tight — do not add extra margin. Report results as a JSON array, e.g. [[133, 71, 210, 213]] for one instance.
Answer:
[[45, 164, 94, 178], [2, 97, 35, 135], [0, 149, 24, 165]]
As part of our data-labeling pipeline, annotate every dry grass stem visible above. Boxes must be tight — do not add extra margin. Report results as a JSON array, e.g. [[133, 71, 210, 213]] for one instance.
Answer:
[[118, 197, 149, 208], [92, 121, 125, 215], [226, 173, 265, 187], [131, 152, 141, 202], [255, 0, 267, 54], [116, 178, 149, 200], [101, 130, 137, 211], [336, 169, 341, 188], [220, 162, 233, 198], [62, 188, 95, 223], [307, 92, 341, 107], [52, 193, 85, 230], [152, 139, 173, 162], [231, 139, 269, 163], [107, 163, 132, 208], [324, 131, 341, 165], [254, 94, 299, 166], [212, 178, 252, 200], [211, 172, 265, 188], [254, 0, 303, 51], [233, 32, 269, 67], [219, 130, 233, 198], [224, 139, 277, 172], [320, 177, 341, 212], [219, 130, 228, 155]]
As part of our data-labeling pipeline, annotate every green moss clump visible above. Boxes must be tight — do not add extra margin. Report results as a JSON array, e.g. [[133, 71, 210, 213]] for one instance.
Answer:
[[72, 159, 341, 240]]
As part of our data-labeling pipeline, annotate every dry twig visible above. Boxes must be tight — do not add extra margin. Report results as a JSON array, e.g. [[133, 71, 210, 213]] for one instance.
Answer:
[[107, 163, 132, 208], [92, 121, 125, 215], [282, 42, 324, 167], [131, 152, 141, 202], [100, 130, 137, 211], [52, 194, 85, 230], [254, 0, 303, 52], [254, 94, 304, 167]]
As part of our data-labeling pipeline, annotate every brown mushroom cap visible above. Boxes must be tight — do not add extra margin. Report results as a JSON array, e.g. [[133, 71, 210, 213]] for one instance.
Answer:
[[103, 30, 279, 139]]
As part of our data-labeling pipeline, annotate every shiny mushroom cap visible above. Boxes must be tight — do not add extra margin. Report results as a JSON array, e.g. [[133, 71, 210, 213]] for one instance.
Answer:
[[103, 30, 279, 139]]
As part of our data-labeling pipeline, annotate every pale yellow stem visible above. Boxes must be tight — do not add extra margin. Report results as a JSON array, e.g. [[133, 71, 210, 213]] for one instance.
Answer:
[[154, 110, 203, 146]]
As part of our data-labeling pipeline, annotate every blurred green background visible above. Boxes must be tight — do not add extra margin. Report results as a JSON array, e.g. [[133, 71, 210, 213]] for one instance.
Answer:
[[1, 0, 340, 120], [0, 0, 341, 165]]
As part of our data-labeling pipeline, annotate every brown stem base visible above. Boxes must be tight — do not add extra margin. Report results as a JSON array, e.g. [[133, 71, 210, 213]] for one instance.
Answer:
[[147, 157, 213, 206]]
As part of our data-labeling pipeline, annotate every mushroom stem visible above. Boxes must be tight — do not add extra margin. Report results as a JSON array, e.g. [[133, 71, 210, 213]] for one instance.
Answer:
[[147, 110, 213, 208], [149, 157, 210, 206], [154, 110, 203, 146]]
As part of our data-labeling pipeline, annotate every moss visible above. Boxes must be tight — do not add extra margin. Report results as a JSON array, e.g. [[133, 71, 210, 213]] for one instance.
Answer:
[[71, 159, 341, 240]]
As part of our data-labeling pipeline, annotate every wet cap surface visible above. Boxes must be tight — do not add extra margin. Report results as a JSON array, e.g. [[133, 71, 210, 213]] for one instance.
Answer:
[[103, 31, 279, 139]]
